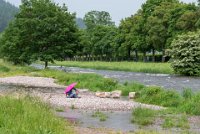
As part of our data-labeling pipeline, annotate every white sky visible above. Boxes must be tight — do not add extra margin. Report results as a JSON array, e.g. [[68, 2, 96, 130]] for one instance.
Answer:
[[6, 0, 197, 25]]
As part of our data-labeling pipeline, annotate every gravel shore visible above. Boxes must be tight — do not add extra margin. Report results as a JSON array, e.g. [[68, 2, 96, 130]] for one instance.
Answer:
[[0, 76, 64, 88], [0, 76, 164, 111]]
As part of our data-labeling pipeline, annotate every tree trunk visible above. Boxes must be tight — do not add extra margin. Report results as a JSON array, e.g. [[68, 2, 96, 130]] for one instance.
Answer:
[[162, 49, 165, 62], [135, 50, 138, 62], [152, 48, 155, 62], [143, 52, 147, 62], [128, 49, 131, 61], [45, 61, 48, 69], [100, 55, 103, 61]]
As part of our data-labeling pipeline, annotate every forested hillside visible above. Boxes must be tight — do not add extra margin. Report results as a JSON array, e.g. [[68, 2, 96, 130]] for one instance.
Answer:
[[0, 0, 18, 32], [0, 0, 84, 31]]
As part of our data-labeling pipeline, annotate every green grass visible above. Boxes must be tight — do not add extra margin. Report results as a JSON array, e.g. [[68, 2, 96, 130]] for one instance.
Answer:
[[132, 108, 190, 130], [132, 108, 156, 126], [179, 92, 200, 115], [134, 86, 183, 107], [54, 61, 173, 74], [0, 96, 74, 134], [0, 59, 37, 77], [34, 69, 118, 92], [162, 114, 190, 129], [92, 111, 108, 122]]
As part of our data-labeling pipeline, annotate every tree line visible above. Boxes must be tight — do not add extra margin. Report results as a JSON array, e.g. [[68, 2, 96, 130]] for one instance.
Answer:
[[78, 0, 200, 62], [0, 0, 200, 69]]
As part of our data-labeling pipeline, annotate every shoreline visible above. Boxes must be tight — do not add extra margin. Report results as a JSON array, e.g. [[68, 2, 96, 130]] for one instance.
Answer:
[[0, 76, 164, 111]]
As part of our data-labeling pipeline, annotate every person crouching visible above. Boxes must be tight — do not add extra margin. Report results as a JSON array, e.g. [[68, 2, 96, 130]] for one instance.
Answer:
[[66, 87, 79, 98]]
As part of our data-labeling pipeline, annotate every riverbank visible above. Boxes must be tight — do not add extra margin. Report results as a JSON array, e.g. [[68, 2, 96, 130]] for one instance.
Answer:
[[0, 76, 164, 111], [35, 64, 200, 92], [0, 94, 74, 134], [54, 61, 173, 74], [1, 76, 200, 133]]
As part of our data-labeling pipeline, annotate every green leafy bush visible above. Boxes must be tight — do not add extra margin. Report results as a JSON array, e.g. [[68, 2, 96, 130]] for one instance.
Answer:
[[136, 86, 182, 107], [170, 31, 200, 76], [121, 82, 145, 96]]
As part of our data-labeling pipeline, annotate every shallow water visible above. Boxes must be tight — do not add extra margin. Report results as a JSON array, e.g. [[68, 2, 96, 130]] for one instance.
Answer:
[[57, 109, 137, 132]]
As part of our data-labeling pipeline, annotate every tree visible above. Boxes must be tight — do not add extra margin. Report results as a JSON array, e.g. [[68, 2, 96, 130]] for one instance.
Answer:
[[82, 10, 115, 61], [119, 10, 149, 61], [84, 11, 114, 29], [95, 26, 117, 61], [146, 1, 179, 62], [0, 22, 29, 64], [170, 31, 200, 76], [168, 3, 198, 44], [0, 0, 79, 68]]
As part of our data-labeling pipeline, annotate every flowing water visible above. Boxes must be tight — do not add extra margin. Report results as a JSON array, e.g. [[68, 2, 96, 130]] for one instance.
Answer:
[[32, 64, 200, 93]]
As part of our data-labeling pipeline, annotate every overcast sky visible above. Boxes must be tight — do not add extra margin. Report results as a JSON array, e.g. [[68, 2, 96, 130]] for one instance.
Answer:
[[6, 0, 197, 25]]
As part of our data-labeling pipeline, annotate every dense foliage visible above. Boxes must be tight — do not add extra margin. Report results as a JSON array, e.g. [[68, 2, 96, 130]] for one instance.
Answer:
[[171, 31, 200, 76], [0, 0, 78, 68], [1, 0, 200, 75], [74, 0, 200, 63], [0, 0, 18, 32]]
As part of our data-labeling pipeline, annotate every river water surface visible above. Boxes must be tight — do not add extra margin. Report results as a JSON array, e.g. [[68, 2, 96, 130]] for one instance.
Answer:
[[32, 64, 200, 93]]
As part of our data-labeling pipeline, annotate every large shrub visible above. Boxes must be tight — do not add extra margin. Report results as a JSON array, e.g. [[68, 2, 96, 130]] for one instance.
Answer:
[[170, 31, 200, 76]]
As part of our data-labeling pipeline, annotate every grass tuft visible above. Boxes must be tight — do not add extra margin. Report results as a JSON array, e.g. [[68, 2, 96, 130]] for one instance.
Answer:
[[132, 108, 156, 126], [92, 111, 108, 122], [162, 114, 189, 129]]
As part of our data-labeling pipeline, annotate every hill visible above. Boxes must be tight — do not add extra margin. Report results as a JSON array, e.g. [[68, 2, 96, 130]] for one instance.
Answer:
[[0, 0, 18, 32], [76, 18, 86, 29]]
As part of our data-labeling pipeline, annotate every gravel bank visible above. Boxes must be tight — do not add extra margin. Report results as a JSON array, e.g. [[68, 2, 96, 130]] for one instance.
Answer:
[[0, 76, 64, 88], [0, 76, 164, 111], [32, 91, 164, 111]]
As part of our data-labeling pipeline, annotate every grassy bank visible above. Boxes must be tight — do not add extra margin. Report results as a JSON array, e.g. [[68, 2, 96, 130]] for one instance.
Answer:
[[0, 95, 74, 134], [132, 108, 190, 131], [54, 61, 173, 74], [0, 60, 38, 77]]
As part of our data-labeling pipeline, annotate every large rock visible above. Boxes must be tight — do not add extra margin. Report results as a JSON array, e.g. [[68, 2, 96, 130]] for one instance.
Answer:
[[78, 89, 89, 93], [95, 92, 111, 98], [129, 92, 136, 99], [111, 90, 122, 98], [105, 92, 111, 98], [95, 92, 101, 97]]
